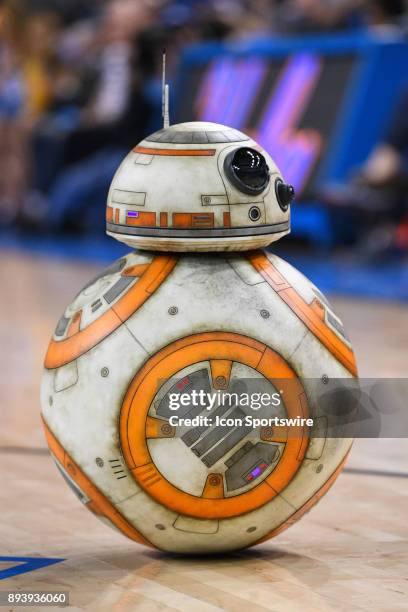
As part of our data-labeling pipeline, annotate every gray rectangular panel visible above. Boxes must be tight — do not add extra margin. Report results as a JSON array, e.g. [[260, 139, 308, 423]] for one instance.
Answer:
[[182, 402, 233, 447], [103, 276, 134, 304], [201, 411, 250, 467]]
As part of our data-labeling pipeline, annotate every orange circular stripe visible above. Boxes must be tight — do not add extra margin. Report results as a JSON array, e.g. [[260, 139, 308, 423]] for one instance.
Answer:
[[120, 332, 310, 520], [41, 416, 155, 548], [246, 251, 358, 377], [252, 450, 351, 545], [44, 255, 178, 369]]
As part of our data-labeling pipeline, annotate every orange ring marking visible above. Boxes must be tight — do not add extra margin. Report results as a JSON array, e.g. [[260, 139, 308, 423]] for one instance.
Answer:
[[44, 255, 178, 369], [210, 359, 232, 389], [41, 416, 155, 548], [145, 416, 175, 439], [202, 474, 224, 499], [253, 450, 350, 545], [66, 310, 82, 338], [120, 332, 310, 520], [247, 251, 357, 376], [134, 146, 216, 157]]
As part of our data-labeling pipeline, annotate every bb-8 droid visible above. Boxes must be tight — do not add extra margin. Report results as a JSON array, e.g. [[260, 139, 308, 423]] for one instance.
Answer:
[[41, 120, 357, 553]]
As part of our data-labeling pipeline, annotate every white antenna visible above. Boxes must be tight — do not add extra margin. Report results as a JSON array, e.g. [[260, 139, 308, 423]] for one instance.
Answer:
[[162, 49, 170, 129], [163, 84, 170, 129]]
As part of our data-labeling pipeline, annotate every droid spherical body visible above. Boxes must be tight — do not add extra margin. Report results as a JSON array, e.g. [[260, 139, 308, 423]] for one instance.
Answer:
[[41, 121, 357, 554]]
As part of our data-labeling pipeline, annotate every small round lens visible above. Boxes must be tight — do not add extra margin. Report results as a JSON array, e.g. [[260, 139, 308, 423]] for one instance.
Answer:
[[248, 206, 261, 222], [275, 179, 295, 211]]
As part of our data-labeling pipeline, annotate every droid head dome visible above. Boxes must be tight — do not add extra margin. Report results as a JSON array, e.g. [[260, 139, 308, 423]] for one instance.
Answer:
[[106, 120, 294, 252]]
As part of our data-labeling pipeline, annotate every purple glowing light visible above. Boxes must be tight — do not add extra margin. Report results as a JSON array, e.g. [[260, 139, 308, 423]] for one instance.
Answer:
[[196, 57, 267, 128], [256, 53, 322, 192], [246, 462, 268, 482]]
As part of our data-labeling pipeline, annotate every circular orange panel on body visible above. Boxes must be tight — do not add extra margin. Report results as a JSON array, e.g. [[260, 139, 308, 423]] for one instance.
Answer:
[[120, 332, 310, 519], [44, 255, 178, 369]]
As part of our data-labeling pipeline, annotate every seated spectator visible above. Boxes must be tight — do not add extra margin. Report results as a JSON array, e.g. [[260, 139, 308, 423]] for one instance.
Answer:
[[1, 0, 407, 242], [0, 0, 61, 225], [0, 0, 27, 225], [22, 0, 157, 232], [321, 87, 408, 255]]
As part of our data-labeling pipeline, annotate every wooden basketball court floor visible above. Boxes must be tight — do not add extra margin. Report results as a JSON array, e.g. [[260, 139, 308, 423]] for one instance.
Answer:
[[0, 249, 407, 611]]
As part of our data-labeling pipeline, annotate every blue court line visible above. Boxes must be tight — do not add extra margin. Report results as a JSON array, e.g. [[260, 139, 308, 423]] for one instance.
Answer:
[[0, 556, 64, 580]]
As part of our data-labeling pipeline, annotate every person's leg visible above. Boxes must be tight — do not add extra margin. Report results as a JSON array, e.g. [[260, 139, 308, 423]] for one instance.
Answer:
[[30, 123, 68, 194]]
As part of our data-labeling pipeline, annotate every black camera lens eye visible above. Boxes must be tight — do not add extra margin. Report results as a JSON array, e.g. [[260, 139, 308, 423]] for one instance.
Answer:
[[248, 206, 261, 222], [225, 147, 270, 195], [275, 179, 295, 211]]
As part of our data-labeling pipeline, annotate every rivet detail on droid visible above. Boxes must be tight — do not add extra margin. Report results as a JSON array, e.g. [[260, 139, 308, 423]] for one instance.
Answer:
[[41, 56, 357, 554]]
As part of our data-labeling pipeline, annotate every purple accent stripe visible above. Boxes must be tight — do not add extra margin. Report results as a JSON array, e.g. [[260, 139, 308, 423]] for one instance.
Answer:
[[258, 54, 320, 146], [127, 211, 139, 218], [221, 59, 266, 127]]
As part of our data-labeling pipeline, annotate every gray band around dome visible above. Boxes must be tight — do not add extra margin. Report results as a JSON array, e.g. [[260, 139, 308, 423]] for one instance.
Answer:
[[106, 220, 290, 239], [145, 128, 249, 144]]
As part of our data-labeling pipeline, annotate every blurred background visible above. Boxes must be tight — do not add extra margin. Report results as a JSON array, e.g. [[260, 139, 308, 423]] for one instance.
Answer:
[[0, 0, 408, 297], [1, 4, 407, 604]]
